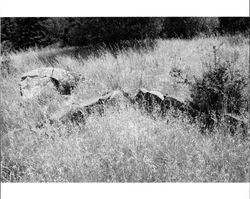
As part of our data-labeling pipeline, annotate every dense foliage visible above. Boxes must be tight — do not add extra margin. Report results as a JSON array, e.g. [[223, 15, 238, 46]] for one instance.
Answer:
[[1, 18, 49, 50], [219, 17, 250, 34], [1, 17, 249, 51], [160, 17, 220, 38], [189, 57, 248, 130]]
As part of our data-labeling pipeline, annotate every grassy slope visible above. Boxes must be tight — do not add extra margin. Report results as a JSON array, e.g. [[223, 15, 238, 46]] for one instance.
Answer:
[[0, 36, 249, 182]]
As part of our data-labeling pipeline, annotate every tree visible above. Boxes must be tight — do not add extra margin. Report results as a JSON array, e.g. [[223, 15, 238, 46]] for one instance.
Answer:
[[1, 18, 48, 50], [67, 18, 164, 46], [160, 17, 219, 39], [219, 17, 250, 34]]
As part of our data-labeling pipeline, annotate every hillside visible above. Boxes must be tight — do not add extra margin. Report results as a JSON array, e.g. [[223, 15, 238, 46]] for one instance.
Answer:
[[0, 35, 249, 182]]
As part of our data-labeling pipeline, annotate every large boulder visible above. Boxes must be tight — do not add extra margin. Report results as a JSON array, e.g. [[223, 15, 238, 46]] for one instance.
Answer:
[[135, 88, 165, 114], [134, 88, 198, 118], [50, 96, 102, 125], [20, 67, 81, 100], [162, 95, 187, 113], [99, 89, 134, 107], [163, 95, 185, 109], [50, 89, 133, 124]]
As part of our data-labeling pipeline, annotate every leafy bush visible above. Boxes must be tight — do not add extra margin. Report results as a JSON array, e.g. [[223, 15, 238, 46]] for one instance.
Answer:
[[190, 47, 248, 129]]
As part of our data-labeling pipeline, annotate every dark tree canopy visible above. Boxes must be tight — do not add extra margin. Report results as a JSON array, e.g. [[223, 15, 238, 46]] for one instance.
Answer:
[[1, 18, 49, 50], [1, 17, 249, 51], [218, 17, 250, 34]]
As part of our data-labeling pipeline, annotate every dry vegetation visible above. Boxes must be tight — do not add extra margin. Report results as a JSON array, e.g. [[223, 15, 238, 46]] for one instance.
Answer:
[[1, 35, 249, 182]]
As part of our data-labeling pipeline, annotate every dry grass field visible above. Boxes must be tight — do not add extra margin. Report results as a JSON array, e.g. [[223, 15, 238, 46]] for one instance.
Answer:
[[0, 35, 249, 182]]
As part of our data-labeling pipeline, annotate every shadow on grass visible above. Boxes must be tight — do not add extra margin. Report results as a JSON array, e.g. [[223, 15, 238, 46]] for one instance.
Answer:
[[37, 39, 157, 65]]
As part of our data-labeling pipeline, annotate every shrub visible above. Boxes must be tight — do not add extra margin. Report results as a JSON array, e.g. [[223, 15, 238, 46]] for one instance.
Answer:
[[189, 46, 248, 130]]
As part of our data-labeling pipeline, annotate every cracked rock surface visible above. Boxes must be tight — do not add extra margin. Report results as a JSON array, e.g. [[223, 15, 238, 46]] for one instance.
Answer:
[[20, 67, 80, 99]]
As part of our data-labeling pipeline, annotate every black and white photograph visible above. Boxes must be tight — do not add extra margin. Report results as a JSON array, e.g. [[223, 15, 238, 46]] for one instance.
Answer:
[[0, 0, 249, 198]]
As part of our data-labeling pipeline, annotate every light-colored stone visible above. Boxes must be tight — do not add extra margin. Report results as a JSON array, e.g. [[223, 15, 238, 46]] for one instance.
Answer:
[[20, 67, 80, 100], [148, 90, 165, 101]]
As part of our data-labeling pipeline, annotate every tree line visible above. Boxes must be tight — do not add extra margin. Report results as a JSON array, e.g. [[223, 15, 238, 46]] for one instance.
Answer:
[[1, 17, 249, 51]]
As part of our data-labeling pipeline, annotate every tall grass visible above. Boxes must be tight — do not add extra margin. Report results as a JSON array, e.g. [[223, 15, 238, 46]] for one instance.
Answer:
[[1, 35, 249, 182]]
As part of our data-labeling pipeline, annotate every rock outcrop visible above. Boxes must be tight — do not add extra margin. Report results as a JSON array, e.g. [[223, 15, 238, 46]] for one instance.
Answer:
[[18, 68, 248, 134], [134, 88, 194, 117], [50, 89, 133, 124], [134, 88, 165, 114], [162, 95, 186, 112], [20, 67, 81, 100]]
